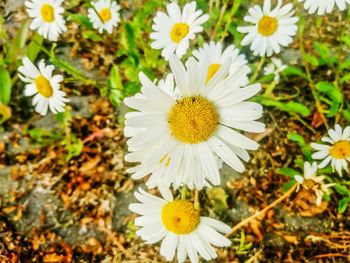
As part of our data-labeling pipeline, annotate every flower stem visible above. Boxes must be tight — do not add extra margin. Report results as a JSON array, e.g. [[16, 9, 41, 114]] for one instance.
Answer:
[[225, 184, 297, 237]]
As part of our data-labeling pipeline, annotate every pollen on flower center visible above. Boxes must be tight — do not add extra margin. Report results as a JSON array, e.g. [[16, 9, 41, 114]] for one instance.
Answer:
[[258, 16, 278, 36], [35, 75, 53, 98], [329, 140, 350, 159], [168, 96, 218, 144], [40, 4, 55, 22], [170, 23, 189, 43], [206, 64, 221, 84], [99, 8, 112, 23], [161, 200, 200, 234]]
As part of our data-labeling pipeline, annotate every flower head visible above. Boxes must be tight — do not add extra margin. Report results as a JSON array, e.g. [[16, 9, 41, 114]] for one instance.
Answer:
[[18, 57, 68, 116], [124, 55, 264, 190], [192, 41, 251, 85], [299, 0, 350, 15], [150, 1, 209, 59], [88, 0, 121, 34], [294, 162, 335, 206], [25, 0, 67, 41], [311, 124, 350, 177], [263, 57, 287, 83], [238, 0, 298, 57], [129, 188, 231, 263]]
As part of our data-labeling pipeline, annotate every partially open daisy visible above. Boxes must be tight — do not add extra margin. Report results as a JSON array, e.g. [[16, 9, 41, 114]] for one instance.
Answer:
[[299, 0, 350, 15], [263, 57, 287, 83], [129, 188, 231, 263], [25, 0, 67, 41], [192, 41, 251, 85], [124, 55, 264, 190], [294, 162, 335, 206], [237, 0, 298, 57], [150, 1, 209, 60], [18, 57, 68, 116], [311, 125, 350, 177], [88, 0, 120, 34]]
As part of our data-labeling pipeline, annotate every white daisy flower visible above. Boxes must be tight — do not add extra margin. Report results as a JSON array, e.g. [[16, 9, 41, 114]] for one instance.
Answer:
[[294, 162, 335, 206], [192, 41, 251, 85], [263, 57, 287, 83], [88, 0, 121, 34], [18, 57, 68, 116], [311, 124, 350, 177], [129, 188, 231, 263], [237, 0, 298, 57], [299, 0, 350, 15], [124, 55, 265, 190], [150, 1, 209, 60], [25, 0, 67, 41]]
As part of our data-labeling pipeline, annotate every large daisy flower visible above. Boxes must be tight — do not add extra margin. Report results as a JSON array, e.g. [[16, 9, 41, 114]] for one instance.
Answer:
[[192, 41, 251, 85], [25, 0, 67, 41], [299, 0, 350, 15], [129, 188, 231, 263], [237, 0, 298, 57], [150, 1, 209, 60], [311, 125, 350, 177], [124, 55, 264, 190], [294, 162, 335, 206], [88, 0, 121, 34], [18, 57, 68, 116]]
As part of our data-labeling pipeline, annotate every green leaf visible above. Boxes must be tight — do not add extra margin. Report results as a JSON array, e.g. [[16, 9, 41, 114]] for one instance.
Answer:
[[303, 54, 319, 67], [334, 183, 350, 196], [281, 66, 308, 80], [316, 81, 343, 103], [344, 109, 350, 122], [338, 197, 349, 214], [277, 168, 299, 177], [125, 23, 136, 52], [68, 14, 93, 29], [341, 73, 350, 83], [206, 187, 228, 214], [287, 133, 305, 146], [284, 101, 311, 117], [26, 33, 43, 61], [283, 180, 297, 191], [65, 135, 83, 161], [0, 67, 11, 105]]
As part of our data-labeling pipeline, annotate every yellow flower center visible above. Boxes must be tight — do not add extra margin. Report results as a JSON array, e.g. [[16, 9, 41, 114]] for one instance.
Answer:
[[40, 4, 55, 23], [161, 200, 200, 235], [168, 96, 218, 144], [170, 23, 189, 43], [303, 179, 316, 189], [35, 75, 53, 98], [99, 8, 112, 23], [329, 140, 350, 159], [258, 16, 278, 36], [206, 64, 221, 84]]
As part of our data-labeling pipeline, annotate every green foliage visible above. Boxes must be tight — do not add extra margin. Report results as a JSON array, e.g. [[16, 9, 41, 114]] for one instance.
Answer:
[[108, 65, 124, 106], [315, 81, 343, 117], [235, 231, 253, 256], [254, 96, 311, 117], [206, 187, 228, 214], [64, 134, 83, 161], [0, 67, 11, 105], [27, 128, 62, 144]]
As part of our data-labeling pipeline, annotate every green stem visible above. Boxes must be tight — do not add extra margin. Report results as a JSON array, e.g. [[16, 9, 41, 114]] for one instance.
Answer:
[[250, 56, 265, 83], [298, 15, 329, 130]]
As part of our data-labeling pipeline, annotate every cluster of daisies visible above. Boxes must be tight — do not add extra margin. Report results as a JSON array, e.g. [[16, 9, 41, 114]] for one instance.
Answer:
[[125, 1, 350, 262], [294, 125, 350, 206], [20, 0, 121, 115]]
